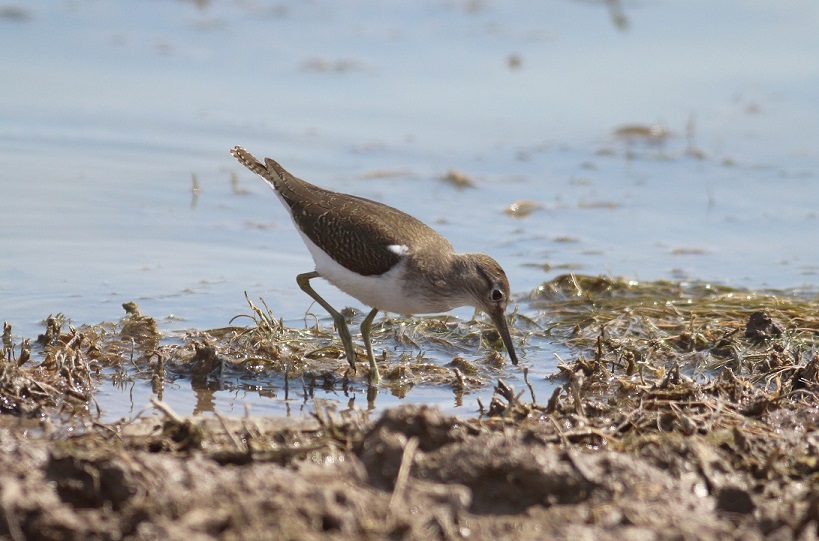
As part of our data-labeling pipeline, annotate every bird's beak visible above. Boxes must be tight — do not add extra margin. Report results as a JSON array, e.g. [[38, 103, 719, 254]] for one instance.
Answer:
[[489, 308, 518, 365]]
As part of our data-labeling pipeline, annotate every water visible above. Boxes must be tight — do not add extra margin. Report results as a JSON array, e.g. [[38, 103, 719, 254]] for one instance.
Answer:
[[2, 0, 818, 420]]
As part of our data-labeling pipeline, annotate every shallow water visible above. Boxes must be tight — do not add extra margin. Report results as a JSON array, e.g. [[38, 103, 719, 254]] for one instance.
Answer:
[[2, 0, 818, 420]]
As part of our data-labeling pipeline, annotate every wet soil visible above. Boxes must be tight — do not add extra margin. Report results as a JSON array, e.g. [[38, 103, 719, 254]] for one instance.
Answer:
[[3, 275, 819, 540]]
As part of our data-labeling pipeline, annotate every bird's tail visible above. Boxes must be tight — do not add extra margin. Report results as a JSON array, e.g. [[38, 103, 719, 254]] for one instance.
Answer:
[[230, 146, 269, 179]]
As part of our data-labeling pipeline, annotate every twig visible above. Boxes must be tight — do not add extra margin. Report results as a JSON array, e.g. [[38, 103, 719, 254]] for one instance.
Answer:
[[150, 397, 185, 424], [523, 365, 537, 405], [214, 409, 244, 451], [389, 436, 420, 510]]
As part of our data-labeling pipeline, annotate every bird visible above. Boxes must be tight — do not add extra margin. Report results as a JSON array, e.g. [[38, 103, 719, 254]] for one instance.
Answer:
[[230, 146, 518, 384]]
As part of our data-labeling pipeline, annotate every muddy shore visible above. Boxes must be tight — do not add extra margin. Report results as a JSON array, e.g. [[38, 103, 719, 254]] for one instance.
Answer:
[[3, 275, 819, 540]]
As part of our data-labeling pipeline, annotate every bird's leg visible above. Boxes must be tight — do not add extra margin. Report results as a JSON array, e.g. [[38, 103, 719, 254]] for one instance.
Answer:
[[297, 272, 357, 373], [360, 307, 381, 384]]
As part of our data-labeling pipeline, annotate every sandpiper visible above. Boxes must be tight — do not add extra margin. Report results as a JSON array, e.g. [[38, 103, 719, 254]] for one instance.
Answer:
[[231, 146, 518, 383]]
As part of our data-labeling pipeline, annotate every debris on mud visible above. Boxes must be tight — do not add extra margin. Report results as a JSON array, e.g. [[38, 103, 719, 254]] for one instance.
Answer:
[[2, 274, 819, 539]]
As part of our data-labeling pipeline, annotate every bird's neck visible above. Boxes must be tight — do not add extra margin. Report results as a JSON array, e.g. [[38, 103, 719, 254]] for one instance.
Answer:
[[400, 252, 479, 312]]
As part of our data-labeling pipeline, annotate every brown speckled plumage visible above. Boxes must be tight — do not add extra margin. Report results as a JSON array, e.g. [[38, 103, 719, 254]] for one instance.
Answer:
[[231, 146, 452, 277]]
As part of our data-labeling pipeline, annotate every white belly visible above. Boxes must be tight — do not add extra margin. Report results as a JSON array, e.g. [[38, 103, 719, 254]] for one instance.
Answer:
[[298, 230, 449, 314]]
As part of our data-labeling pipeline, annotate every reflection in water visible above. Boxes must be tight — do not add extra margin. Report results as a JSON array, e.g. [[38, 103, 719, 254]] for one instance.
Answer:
[[367, 385, 377, 409], [453, 387, 464, 408], [150, 352, 165, 402], [191, 380, 220, 416]]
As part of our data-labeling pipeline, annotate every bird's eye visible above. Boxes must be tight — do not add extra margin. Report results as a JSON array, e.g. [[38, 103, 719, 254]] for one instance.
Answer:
[[491, 288, 504, 302]]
